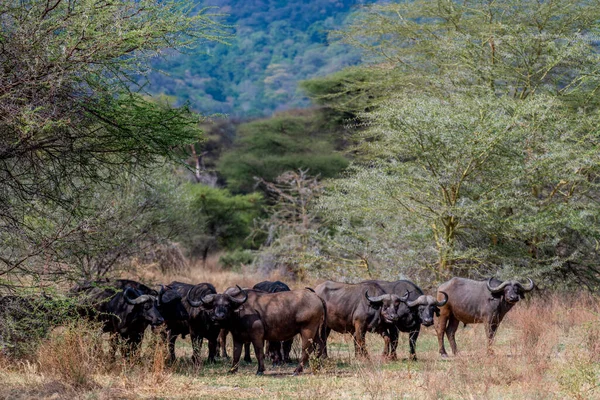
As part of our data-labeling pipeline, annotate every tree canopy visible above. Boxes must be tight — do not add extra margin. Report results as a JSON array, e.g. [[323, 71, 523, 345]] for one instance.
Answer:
[[0, 0, 226, 287], [304, 0, 600, 287]]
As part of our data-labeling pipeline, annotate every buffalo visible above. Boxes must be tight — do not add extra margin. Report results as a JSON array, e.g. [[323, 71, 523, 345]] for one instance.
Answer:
[[315, 281, 407, 359], [363, 280, 448, 360], [72, 279, 164, 357], [218, 280, 293, 365], [192, 286, 326, 375], [157, 281, 221, 364], [436, 277, 535, 357]]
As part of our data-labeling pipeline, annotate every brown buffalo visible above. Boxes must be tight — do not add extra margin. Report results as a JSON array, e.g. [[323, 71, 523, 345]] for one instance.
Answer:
[[437, 277, 535, 357], [315, 281, 407, 359], [190, 286, 326, 375]]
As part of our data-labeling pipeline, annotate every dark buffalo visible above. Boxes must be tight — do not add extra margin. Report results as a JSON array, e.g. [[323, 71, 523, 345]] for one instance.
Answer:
[[363, 280, 448, 360], [436, 277, 535, 357], [156, 281, 221, 364], [315, 281, 407, 359], [253, 280, 290, 293], [72, 279, 164, 357], [191, 286, 326, 375]]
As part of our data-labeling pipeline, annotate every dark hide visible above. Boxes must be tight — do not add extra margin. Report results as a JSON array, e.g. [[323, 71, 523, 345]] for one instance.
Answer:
[[156, 281, 221, 365], [72, 279, 163, 358]]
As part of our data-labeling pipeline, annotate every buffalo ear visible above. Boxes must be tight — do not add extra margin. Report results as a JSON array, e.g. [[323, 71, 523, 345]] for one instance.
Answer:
[[369, 301, 383, 309], [519, 292, 525, 299], [435, 308, 440, 317]]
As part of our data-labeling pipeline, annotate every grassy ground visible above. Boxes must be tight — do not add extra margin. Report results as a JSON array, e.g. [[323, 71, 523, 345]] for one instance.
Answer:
[[1, 263, 599, 399]]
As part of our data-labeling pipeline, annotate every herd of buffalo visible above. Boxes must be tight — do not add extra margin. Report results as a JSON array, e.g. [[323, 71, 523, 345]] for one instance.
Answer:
[[57, 276, 536, 375]]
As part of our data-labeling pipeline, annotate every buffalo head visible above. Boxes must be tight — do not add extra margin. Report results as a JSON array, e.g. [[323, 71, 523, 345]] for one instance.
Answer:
[[123, 287, 164, 326], [405, 292, 448, 327], [486, 278, 534, 304], [187, 285, 248, 322], [365, 290, 409, 324]]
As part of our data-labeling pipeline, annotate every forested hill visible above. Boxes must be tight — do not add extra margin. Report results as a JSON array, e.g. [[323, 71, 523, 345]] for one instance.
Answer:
[[148, 0, 375, 117]]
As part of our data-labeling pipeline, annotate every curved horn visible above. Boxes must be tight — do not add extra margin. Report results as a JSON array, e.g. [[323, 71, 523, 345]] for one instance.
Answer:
[[226, 285, 247, 304], [406, 295, 428, 308], [157, 285, 165, 306], [186, 286, 214, 308], [486, 277, 511, 294], [515, 278, 535, 292], [124, 288, 154, 305], [436, 291, 449, 307], [365, 291, 387, 304], [398, 290, 410, 303]]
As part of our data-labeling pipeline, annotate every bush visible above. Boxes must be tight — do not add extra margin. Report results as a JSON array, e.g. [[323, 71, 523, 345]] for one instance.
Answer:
[[219, 250, 255, 271]]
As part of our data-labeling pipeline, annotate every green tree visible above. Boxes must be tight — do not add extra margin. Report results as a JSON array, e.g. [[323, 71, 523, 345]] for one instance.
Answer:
[[183, 184, 263, 264], [0, 0, 226, 287], [314, 0, 600, 286], [218, 110, 349, 193]]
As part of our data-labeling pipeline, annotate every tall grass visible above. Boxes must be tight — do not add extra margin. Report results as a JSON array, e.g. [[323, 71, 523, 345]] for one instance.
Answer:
[[2, 262, 600, 399]]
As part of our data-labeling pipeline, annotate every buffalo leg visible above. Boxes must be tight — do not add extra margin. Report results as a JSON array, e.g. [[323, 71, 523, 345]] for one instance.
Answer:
[[207, 338, 217, 363], [283, 339, 293, 363], [243, 342, 252, 363], [167, 332, 178, 362], [353, 323, 368, 359], [408, 329, 420, 361], [485, 321, 500, 354], [269, 341, 282, 366], [446, 316, 460, 356], [381, 329, 391, 358], [229, 339, 243, 373], [295, 329, 315, 375], [121, 333, 142, 359], [191, 334, 203, 366], [437, 313, 449, 357], [218, 329, 228, 358], [322, 327, 331, 358], [388, 327, 399, 360], [252, 337, 266, 375]]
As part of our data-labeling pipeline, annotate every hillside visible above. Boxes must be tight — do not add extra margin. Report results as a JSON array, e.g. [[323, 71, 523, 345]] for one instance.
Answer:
[[147, 0, 375, 117]]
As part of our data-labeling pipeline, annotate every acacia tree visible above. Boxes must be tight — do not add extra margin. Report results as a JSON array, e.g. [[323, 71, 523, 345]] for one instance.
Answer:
[[0, 0, 226, 288], [314, 0, 600, 286]]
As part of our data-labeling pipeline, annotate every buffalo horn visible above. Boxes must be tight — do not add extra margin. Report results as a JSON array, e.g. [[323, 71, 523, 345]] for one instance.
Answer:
[[436, 291, 449, 307], [399, 290, 410, 302], [486, 278, 511, 294], [157, 285, 165, 306], [226, 285, 248, 304], [186, 286, 211, 308], [407, 295, 427, 308], [515, 278, 535, 292], [124, 287, 154, 305], [365, 291, 387, 304]]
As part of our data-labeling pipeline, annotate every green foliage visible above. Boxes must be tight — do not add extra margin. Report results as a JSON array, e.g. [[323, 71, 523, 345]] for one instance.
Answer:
[[0, 0, 225, 288], [218, 111, 349, 193], [0, 294, 79, 358], [183, 184, 263, 259], [314, 0, 600, 286], [219, 249, 255, 271]]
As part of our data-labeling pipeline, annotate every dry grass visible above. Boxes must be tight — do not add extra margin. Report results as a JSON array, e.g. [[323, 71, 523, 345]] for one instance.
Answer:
[[1, 262, 600, 399]]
